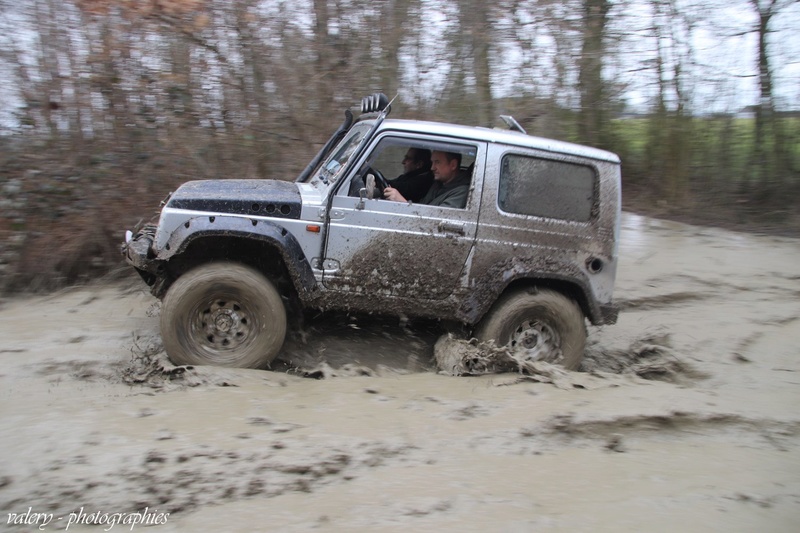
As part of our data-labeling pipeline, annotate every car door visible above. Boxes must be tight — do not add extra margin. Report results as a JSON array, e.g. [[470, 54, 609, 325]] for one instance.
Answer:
[[322, 135, 485, 300]]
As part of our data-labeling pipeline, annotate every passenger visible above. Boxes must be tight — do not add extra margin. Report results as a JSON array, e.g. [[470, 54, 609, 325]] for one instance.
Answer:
[[390, 148, 434, 203], [384, 150, 470, 209]]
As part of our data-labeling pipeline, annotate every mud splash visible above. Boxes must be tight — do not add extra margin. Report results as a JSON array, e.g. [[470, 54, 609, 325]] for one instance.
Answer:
[[274, 312, 439, 376], [582, 328, 709, 384], [432, 329, 705, 387], [118, 318, 705, 391]]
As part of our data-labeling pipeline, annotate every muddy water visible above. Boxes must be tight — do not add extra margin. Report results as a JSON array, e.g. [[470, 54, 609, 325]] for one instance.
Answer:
[[1, 212, 800, 532]]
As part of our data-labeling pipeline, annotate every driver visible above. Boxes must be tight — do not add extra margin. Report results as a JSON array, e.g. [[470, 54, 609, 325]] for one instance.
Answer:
[[389, 148, 434, 203]]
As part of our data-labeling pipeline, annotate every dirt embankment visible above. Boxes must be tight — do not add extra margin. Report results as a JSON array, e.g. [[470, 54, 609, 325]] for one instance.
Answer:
[[1, 212, 799, 532]]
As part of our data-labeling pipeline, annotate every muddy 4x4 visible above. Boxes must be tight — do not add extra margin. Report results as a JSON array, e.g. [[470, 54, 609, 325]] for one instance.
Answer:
[[123, 93, 620, 370]]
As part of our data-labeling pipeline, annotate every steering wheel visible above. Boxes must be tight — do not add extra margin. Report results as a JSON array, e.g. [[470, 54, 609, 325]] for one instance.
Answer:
[[368, 168, 390, 193]]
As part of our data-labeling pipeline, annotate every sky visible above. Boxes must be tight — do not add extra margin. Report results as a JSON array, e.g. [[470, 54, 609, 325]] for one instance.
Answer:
[[616, 0, 800, 113]]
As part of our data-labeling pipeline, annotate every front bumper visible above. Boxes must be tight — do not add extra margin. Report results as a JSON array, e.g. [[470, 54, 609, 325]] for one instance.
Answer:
[[121, 225, 162, 288]]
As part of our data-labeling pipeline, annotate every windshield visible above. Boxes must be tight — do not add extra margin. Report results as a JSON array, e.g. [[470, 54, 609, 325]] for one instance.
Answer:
[[310, 123, 371, 189]]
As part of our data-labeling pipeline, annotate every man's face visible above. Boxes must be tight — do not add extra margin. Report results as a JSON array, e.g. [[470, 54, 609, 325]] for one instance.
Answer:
[[431, 151, 458, 184], [402, 150, 418, 174]]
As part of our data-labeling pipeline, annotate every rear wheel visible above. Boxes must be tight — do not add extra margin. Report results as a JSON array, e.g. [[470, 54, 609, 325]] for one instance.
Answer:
[[474, 287, 586, 370], [161, 262, 287, 368]]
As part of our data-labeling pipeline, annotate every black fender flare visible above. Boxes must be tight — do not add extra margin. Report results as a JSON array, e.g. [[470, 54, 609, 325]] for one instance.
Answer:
[[158, 216, 319, 300]]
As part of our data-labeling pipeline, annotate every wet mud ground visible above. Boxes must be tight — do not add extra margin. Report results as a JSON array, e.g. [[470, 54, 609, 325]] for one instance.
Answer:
[[1, 212, 799, 531]]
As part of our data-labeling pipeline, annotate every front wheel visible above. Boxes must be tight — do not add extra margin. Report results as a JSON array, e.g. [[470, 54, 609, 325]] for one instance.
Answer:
[[160, 262, 287, 369], [474, 288, 586, 370]]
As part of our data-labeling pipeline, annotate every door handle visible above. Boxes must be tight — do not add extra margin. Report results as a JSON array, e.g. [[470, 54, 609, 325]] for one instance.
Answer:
[[437, 221, 465, 236]]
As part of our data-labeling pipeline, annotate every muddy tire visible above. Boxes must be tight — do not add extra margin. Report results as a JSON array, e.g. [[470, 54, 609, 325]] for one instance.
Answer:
[[474, 288, 586, 370], [160, 262, 287, 369]]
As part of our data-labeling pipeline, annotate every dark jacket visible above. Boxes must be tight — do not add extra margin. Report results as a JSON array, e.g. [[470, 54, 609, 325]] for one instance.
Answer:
[[391, 168, 434, 203]]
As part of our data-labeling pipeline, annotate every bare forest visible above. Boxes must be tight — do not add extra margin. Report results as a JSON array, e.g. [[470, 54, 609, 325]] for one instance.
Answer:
[[0, 0, 798, 292]]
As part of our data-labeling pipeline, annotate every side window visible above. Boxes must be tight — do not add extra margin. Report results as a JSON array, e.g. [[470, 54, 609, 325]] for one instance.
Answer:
[[498, 154, 596, 222], [344, 136, 478, 209]]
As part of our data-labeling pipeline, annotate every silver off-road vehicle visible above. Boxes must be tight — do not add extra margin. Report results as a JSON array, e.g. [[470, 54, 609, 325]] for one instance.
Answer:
[[123, 93, 621, 370]]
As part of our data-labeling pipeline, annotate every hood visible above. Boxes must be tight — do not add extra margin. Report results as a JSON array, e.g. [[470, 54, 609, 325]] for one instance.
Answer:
[[166, 179, 302, 219]]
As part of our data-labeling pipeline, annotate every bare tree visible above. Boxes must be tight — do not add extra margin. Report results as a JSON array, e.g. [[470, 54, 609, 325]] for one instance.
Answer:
[[378, 0, 417, 98], [578, 0, 612, 148], [749, 0, 795, 195], [462, 0, 495, 127], [424, 0, 497, 125], [648, 0, 694, 202]]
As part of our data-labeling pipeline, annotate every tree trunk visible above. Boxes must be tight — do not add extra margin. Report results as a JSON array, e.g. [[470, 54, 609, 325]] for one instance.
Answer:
[[313, 0, 333, 110], [471, 1, 494, 128], [750, 0, 773, 191], [378, 0, 414, 99], [578, 0, 611, 149], [749, 0, 793, 197]]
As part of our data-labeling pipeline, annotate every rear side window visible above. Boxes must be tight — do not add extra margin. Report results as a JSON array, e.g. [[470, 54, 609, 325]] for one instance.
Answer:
[[498, 154, 596, 222]]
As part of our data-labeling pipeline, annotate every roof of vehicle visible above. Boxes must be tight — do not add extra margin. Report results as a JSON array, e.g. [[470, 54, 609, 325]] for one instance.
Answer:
[[368, 118, 621, 164]]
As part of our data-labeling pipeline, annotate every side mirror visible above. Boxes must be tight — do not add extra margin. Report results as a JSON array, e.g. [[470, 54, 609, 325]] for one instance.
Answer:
[[364, 174, 376, 199], [356, 174, 376, 210]]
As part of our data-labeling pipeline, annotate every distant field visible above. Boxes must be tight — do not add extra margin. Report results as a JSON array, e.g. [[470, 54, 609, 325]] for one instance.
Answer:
[[610, 115, 799, 186]]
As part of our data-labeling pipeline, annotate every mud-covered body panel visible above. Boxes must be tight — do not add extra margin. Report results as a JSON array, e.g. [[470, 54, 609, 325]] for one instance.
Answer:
[[459, 143, 621, 325], [459, 248, 606, 324], [320, 138, 486, 302]]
